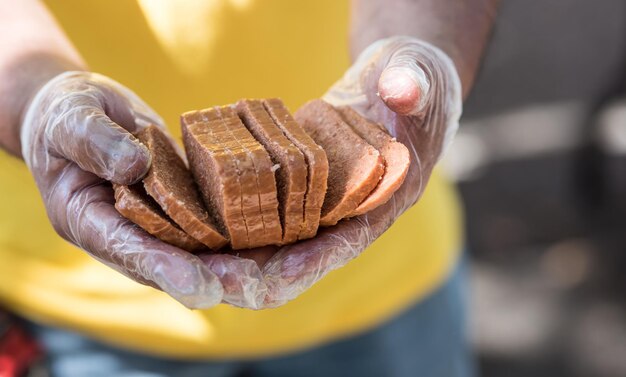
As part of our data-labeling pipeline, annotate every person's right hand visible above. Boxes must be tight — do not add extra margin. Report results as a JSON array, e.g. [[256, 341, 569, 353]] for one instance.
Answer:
[[259, 36, 463, 307], [20, 71, 268, 309]]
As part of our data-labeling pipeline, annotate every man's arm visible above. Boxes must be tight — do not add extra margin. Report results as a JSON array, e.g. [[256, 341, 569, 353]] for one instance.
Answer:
[[350, 0, 499, 99], [0, 0, 85, 157]]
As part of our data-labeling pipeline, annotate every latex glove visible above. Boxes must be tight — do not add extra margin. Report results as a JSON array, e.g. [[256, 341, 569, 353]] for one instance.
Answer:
[[260, 36, 463, 307], [21, 71, 267, 309]]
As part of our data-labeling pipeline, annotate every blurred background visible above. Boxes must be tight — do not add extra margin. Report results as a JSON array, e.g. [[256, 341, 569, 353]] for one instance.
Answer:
[[441, 1, 626, 376]]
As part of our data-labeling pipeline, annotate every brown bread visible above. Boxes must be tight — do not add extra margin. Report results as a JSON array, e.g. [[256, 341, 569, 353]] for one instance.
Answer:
[[218, 106, 283, 248], [236, 99, 307, 245], [336, 106, 410, 216], [263, 98, 328, 240], [294, 100, 384, 226], [181, 109, 249, 249], [138, 125, 228, 250], [113, 183, 204, 252], [212, 107, 261, 248]]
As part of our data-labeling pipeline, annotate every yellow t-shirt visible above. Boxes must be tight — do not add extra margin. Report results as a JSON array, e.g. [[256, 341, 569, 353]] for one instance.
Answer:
[[0, 0, 463, 359]]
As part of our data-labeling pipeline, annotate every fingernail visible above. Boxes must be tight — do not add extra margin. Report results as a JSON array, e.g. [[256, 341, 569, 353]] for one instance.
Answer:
[[378, 67, 429, 116]]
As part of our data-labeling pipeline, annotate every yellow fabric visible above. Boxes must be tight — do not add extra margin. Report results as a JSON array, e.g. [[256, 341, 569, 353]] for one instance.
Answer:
[[0, 0, 463, 359]]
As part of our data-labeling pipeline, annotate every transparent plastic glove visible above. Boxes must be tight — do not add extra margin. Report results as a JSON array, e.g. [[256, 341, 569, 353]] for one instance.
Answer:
[[261, 36, 463, 307], [21, 71, 267, 309]]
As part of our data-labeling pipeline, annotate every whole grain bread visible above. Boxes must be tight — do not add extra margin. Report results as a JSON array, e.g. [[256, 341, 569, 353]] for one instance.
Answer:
[[236, 99, 307, 245], [294, 100, 384, 226], [336, 106, 410, 216], [138, 125, 228, 250], [263, 98, 329, 240], [113, 183, 204, 251]]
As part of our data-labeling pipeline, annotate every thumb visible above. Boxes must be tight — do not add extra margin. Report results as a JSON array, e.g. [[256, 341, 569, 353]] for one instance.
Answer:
[[377, 44, 431, 116], [378, 66, 428, 116], [46, 104, 152, 185], [376, 37, 463, 158], [22, 71, 155, 185]]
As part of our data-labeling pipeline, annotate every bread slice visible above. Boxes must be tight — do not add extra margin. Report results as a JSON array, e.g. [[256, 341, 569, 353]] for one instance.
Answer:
[[181, 109, 249, 249], [263, 98, 329, 240], [218, 106, 283, 248], [236, 99, 307, 245], [213, 107, 261, 249], [294, 100, 384, 226], [113, 183, 204, 252], [336, 106, 410, 216], [138, 125, 228, 250]]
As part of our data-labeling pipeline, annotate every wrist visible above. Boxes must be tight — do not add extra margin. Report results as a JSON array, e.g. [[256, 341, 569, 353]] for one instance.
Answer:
[[350, 0, 499, 101], [0, 55, 85, 158]]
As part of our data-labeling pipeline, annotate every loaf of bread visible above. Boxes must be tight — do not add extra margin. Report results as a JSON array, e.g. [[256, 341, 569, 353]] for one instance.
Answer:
[[114, 99, 408, 251]]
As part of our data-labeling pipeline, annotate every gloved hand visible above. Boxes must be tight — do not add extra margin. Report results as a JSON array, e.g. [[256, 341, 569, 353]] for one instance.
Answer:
[[20, 71, 267, 309], [259, 36, 463, 307], [21, 35, 461, 311]]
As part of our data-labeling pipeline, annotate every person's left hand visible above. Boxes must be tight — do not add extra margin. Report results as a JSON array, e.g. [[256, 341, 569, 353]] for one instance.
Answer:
[[250, 36, 463, 307]]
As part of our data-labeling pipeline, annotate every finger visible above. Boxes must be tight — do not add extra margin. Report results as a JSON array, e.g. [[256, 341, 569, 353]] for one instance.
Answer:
[[200, 253, 268, 309], [46, 93, 151, 184], [260, 136, 430, 309], [378, 37, 463, 155], [261, 206, 393, 308], [46, 162, 224, 309], [378, 66, 426, 116], [377, 43, 431, 116]]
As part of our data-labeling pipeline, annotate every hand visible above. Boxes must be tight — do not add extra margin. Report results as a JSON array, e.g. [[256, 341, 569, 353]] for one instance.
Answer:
[[259, 36, 463, 307], [20, 71, 267, 309]]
